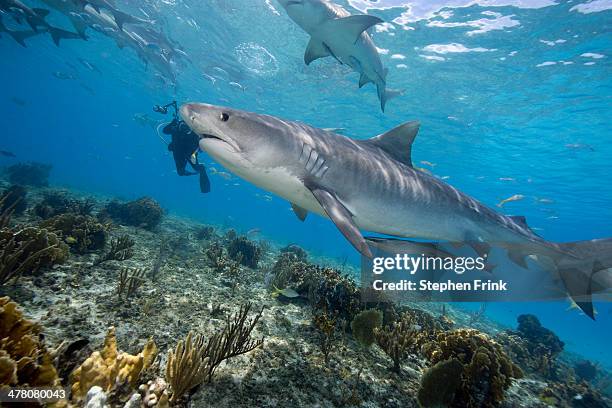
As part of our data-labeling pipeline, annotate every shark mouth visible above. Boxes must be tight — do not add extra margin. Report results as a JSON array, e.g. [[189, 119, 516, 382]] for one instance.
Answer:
[[199, 133, 223, 142], [198, 132, 240, 152]]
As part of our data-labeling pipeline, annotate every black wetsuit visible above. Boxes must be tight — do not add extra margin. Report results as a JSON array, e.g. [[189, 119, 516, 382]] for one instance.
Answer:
[[164, 119, 210, 193]]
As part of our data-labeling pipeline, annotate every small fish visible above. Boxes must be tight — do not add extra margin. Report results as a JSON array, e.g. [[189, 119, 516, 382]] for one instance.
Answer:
[[537, 198, 554, 204], [415, 166, 432, 175], [565, 143, 594, 152], [497, 194, 525, 207], [65, 236, 77, 244], [80, 83, 95, 95], [10, 96, 26, 106], [78, 58, 101, 74], [216, 171, 232, 180], [499, 177, 515, 182], [247, 228, 261, 236], [0, 150, 16, 158], [53, 71, 77, 80], [133, 113, 157, 128], [420, 160, 436, 168], [272, 286, 299, 298], [263, 195, 273, 202]]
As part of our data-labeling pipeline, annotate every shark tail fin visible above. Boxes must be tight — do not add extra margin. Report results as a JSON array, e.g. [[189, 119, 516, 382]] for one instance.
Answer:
[[375, 82, 404, 112], [554, 238, 612, 319], [48, 26, 81, 46]]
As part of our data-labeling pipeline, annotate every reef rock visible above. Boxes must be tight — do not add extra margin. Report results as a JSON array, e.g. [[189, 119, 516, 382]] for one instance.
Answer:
[[422, 328, 522, 407], [6, 162, 52, 187], [40, 213, 107, 254], [101, 197, 163, 230]]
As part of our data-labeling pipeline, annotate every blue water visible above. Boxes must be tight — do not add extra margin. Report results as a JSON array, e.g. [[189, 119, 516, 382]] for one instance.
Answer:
[[1, 0, 611, 367]]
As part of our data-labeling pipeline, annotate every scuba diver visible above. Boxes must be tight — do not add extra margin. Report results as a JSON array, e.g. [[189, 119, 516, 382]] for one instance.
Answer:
[[154, 101, 211, 193]]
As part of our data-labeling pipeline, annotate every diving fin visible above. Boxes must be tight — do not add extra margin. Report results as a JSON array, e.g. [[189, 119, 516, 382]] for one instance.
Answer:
[[199, 168, 211, 193], [306, 183, 372, 258]]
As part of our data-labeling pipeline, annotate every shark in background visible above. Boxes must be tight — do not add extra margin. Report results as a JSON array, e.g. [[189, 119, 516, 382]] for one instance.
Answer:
[[277, 0, 401, 112], [0, 0, 80, 44], [1, 0, 188, 83], [180, 102, 612, 319]]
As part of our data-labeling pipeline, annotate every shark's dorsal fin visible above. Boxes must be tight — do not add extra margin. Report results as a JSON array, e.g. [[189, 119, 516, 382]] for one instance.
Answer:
[[325, 15, 383, 44], [509, 215, 528, 228], [363, 121, 420, 167], [304, 38, 330, 65], [33, 8, 50, 18]]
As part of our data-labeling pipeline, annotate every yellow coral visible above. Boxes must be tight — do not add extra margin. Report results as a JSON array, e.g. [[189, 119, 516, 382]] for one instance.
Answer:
[[71, 326, 157, 400], [0, 296, 61, 389]]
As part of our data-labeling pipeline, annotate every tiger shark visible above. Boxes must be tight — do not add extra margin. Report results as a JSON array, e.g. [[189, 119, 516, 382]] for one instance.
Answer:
[[181, 102, 612, 318], [277, 0, 399, 112]]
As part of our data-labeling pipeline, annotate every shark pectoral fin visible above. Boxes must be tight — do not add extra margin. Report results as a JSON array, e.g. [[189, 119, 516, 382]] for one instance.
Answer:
[[325, 15, 384, 44], [307, 185, 372, 258], [291, 203, 308, 221], [508, 250, 528, 269], [558, 262, 595, 319], [362, 121, 420, 167], [304, 38, 330, 65], [358, 73, 372, 88]]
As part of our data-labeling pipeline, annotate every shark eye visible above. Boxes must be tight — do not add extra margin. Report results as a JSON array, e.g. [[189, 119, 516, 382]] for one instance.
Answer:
[[219, 112, 230, 122]]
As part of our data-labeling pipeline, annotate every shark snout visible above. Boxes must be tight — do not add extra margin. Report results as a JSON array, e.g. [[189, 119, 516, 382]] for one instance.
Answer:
[[179, 103, 198, 127]]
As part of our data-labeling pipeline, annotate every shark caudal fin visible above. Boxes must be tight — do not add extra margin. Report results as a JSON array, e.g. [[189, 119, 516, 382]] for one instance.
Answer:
[[554, 238, 612, 319], [375, 75, 404, 112], [48, 26, 82, 46]]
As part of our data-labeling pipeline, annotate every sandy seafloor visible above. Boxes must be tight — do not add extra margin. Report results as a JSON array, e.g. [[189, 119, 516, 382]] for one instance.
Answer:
[[1, 174, 610, 408]]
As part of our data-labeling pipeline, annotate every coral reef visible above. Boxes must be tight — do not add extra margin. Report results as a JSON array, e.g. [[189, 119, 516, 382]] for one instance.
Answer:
[[95, 234, 134, 265], [227, 235, 261, 268], [351, 309, 383, 348], [312, 310, 339, 364], [204, 241, 243, 291], [6, 162, 52, 187], [0, 226, 69, 285], [540, 380, 609, 408], [101, 197, 163, 230], [40, 213, 107, 254], [1, 184, 27, 216], [516, 314, 564, 356], [417, 358, 463, 408], [165, 303, 264, 402], [0, 296, 61, 388], [194, 225, 216, 240], [375, 311, 424, 373], [70, 326, 158, 400], [497, 314, 564, 378], [268, 252, 361, 323], [280, 243, 308, 261], [574, 360, 599, 382], [116, 267, 145, 302], [34, 190, 95, 219], [421, 328, 522, 407]]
